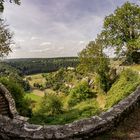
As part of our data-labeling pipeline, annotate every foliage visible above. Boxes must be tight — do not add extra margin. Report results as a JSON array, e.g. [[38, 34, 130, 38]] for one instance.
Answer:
[[29, 99, 100, 125], [0, 77, 32, 117], [78, 41, 103, 73], [130, 51, 140, 64], [25, 93, 42, 102], [24, 93, 42, 112], [45, 68, 82, 93], [105, 69, 140, 109], [67, 81, 96, 107], [38, 93, 63, 116], [73, 99, 100, 118], [0, 20, 13, 57], [6, 57, 79, 75], [101, 2, 140, 59], [33, 83, 44, 90], [0, 0, 21, 12], [28, 66, 140, 125], [0, 62, 30, 91], [78, 40, 110, 92]]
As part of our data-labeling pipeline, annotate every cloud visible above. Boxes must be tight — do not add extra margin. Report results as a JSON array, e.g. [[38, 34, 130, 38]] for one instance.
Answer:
[[10, 44, 21, 49], [79, 41, 85, 44], [18, 39, 25, 43], [29, 48, 51, 52], [40, 42, 52, 46], [31, 37, 39, 40], [5, 0, 140, 58]]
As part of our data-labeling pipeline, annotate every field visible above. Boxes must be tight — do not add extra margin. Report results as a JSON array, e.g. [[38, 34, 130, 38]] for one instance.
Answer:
[[25, 73, 46, 87], [25, 93, 42, 102], [127, 64, 140, 72]]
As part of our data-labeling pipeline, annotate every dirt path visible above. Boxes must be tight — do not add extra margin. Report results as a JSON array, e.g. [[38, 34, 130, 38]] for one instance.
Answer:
[[97, 94, 106, 109]]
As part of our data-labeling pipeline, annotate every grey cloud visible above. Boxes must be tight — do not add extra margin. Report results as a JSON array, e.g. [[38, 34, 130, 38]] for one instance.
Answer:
[[4, 0, 140, 58]]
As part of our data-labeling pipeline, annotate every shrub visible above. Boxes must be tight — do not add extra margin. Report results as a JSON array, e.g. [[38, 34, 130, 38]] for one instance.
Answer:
[[67, 81, 96, 107], [105, 69, 140, 109], [29, 99, 100, 125], [38, 93, 63, 116], [74, 99, 100, 118]]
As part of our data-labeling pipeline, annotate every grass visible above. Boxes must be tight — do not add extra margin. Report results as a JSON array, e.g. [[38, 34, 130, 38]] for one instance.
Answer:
[[25, 73, 56, 96], [27, 67, 140, 125], [105, 69, 140, 109], [25, 73, 46, 87], [31, 89, 45, 97], [25, 93, 42, 102], [25, 93, 42, 111], [96, 93, 106, 109], [29, 98, 100, 125], [127, 64, 140, 72]]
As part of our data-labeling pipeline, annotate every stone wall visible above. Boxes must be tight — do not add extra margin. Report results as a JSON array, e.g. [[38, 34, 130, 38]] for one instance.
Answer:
[[0, 83, 18, 118], [0, 85, 140, 140]]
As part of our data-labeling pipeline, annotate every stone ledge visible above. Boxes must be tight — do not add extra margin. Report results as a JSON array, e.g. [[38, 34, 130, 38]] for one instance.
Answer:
[[0, 85, 140, 139], [0, 83, 18, 118]]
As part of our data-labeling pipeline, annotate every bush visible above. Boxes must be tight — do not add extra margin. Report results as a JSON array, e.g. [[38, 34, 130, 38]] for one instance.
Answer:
[[74, 99, 100, 118], [29, 99, 100, 125], [38, 93, 63, 116], [105, 69, 140, 109], [67, 81, 96, 107]]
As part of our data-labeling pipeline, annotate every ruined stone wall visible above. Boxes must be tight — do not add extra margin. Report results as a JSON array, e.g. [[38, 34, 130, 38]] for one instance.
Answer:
[[0, 83, 18, 118], [0, 85, 140, 140]]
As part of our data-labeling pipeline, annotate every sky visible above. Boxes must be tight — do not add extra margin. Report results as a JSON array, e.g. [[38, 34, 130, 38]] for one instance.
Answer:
[[2, 0, 140, 58]]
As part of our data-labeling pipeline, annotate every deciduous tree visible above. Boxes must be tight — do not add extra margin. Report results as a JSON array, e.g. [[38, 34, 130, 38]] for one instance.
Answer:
[[0, 20, 13, 57], [101, 2, 140, 60], [0, 0, 21, 12]]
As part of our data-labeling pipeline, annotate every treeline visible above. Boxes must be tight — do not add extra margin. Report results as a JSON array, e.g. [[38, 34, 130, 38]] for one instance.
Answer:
[[5, 57, 79, 75], [0, 62, 30, 91]]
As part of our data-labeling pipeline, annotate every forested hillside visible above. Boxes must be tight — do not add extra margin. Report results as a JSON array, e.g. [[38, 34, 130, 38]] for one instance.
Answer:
[[5, 57, 79, 75]]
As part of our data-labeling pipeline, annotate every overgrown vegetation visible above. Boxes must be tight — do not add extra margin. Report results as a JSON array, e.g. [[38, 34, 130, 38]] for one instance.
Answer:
[[0, 77, 32, 117], [29, 96, 100, 125], [105, 69, 140, 109], [28, 68, 140, 124], [0, 1, 139, 126], [67, 81, 96, 107]]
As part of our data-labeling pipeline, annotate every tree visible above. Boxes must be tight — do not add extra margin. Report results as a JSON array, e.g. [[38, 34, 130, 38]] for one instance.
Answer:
[[78, 41, 102, 73], [101, 2, 140, 60], [78, 40, 110, 74], [0, 0, 20, 57], [0, 19, 13, 57], [39, 93, 63, 116], [0, 0, 21, 12], [78, 40, 110, 92], [68, 81, 95, 107]]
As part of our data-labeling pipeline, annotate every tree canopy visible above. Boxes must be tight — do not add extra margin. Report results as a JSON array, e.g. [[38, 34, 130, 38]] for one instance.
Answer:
[[0, 20, 13, 57], [78, 40, 109, 73], [0, 0, 21, 12], [0, 0, 20, 57], [78, 40, 110, 92], [101, 2, 140, 58]]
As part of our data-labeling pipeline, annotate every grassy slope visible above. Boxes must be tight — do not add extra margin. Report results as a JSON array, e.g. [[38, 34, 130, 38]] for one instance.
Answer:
[[25, 93, 42, 102], [96, 65, 140, 139], [27, 66, 140, 124], [25, 74, 46, 87], [127, 64, 140, 72]]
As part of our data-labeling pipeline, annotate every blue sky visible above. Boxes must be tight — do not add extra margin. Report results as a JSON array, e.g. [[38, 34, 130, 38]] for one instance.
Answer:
[[3, 0, 140, 58]]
